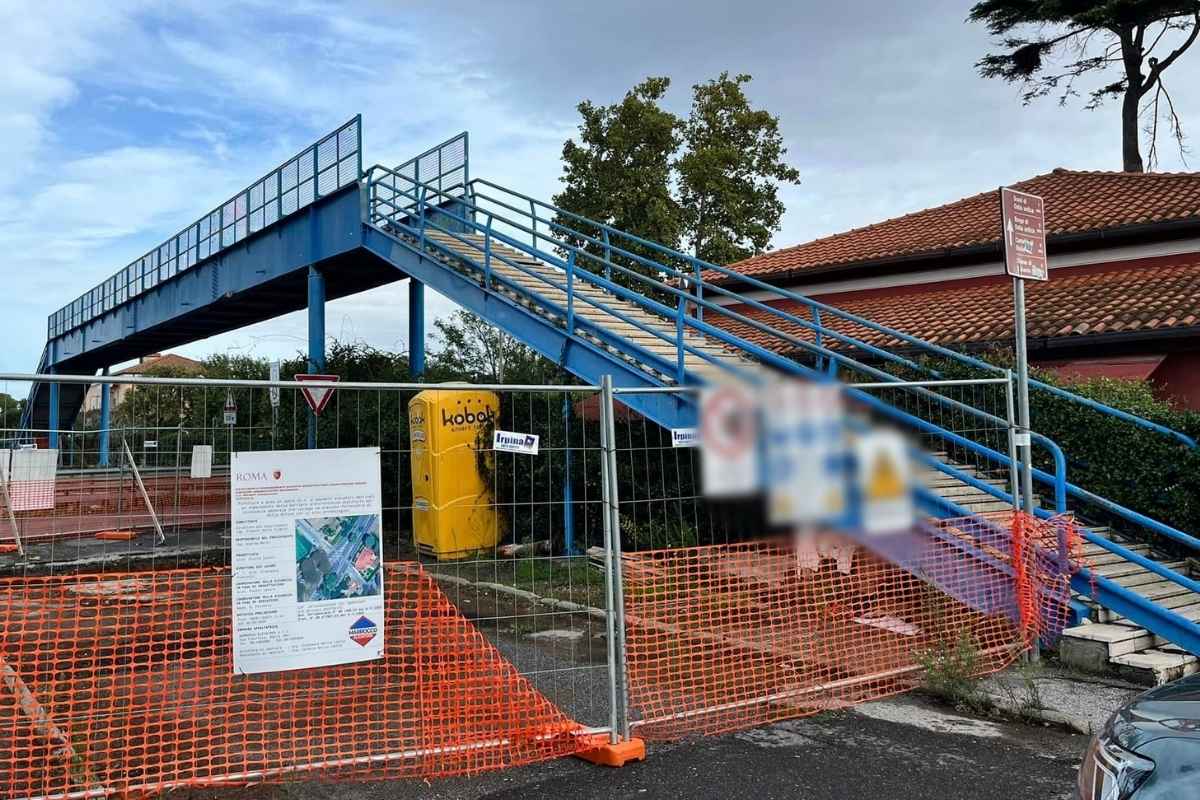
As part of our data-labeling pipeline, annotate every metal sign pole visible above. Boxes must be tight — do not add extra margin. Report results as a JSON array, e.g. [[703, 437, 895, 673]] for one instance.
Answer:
[[1000, 186, 1046, 516], [1012, 278, 1035, 515]]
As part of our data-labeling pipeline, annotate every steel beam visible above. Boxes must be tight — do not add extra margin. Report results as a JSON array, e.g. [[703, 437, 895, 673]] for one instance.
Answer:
[[409, 279, 425, 378], [307, 265, 326, 449], [98, 367, 110, 466]]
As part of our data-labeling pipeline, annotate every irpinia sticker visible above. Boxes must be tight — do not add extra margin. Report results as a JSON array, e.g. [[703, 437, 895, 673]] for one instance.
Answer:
[[671, 428, 699, 448], [493, 430, 539, 455]]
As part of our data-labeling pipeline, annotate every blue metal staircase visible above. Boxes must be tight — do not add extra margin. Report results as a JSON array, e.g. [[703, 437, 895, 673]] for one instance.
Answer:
[[21, 117, 1200, 662]]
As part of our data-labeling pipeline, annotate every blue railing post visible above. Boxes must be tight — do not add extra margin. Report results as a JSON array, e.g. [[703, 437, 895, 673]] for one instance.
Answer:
[[530, 199, 538, 248], [812, 306, 824, 370], [603, 229, 612, 282], [484, 214, 494, 287], [98, 367, 111, 467], [566, 251, 576, 336], [675, 291, 686, 383], [47, 370, 59, 449], [694, 262, 704, 327], [417, 186, 428, 245], [563, 393, 575, 556]]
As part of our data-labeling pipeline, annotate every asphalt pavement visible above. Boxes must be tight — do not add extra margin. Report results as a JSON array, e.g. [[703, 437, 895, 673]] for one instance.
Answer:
[[178, 693, 1087, 800]]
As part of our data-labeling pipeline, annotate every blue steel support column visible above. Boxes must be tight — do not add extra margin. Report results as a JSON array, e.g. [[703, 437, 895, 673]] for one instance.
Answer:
[[563, 393, 575, 555], [98, 367, 111, 466], [409, 279, 425, 378], [47, 369, 60, 449], [307, 265, 326, 449]]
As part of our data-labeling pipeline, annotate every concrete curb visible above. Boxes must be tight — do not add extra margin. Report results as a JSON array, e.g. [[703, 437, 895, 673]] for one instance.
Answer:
[[981, 691, 1094, 736], [428, 571, 608, 621]]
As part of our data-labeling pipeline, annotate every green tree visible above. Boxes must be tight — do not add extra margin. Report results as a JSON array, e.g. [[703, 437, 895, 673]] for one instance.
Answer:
[[552, 77, 684, 288], [969, 1, 1200, 172], [554, 73, 800, 283], [677, 72, 801, 265], [427, 310, 557, 385]]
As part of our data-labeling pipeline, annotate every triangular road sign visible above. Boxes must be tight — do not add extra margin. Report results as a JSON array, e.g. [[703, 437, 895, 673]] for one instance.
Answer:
[[295, 373, 339, 415]]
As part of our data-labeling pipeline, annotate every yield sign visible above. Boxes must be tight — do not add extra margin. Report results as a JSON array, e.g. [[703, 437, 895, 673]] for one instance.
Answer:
[[295, 373, 339, 415]]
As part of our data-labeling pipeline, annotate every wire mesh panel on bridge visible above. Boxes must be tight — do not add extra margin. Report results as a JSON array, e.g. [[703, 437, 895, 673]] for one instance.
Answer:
[[0, 376, 622, 796], [620, 513, 1085, 741], [48, 117, 362, 340]]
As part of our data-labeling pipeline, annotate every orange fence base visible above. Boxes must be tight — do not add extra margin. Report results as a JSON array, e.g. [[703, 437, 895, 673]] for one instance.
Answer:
[[575, 735, 646, 768]]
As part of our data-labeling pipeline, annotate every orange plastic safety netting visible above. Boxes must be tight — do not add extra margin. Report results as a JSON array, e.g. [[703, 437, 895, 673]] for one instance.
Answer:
[[0, 564, 585, 800], [621, 512, 1084, 740]]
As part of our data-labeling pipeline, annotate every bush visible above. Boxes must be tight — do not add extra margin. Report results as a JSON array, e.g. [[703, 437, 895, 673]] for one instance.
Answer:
[[915, 629, 986, 712]]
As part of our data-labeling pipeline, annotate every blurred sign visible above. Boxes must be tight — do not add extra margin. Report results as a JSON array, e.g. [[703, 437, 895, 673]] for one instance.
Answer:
[[854, 431, 914, 534], [296, 374, 339, 415], [190, 445, 213, 479], [700, 384, 758, 497], [1001, 188, 1047, 281], [3, 448, 58, 511], [765, 381, 845, 525]]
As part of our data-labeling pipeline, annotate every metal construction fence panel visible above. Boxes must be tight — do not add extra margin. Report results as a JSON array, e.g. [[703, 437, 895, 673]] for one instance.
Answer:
[[0, 374, 628, 799], [604, 379, 1084, 741]]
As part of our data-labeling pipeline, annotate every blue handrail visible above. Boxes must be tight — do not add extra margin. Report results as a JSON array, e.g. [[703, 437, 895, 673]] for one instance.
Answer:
[[468, 178, 1197, 451]]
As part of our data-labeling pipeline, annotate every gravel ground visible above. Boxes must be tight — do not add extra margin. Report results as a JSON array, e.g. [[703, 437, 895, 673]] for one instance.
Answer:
[[979, 662, 1143, 734]]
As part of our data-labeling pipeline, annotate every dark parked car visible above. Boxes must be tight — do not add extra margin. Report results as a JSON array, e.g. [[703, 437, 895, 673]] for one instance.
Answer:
[[1077, 673, 1200, 799]]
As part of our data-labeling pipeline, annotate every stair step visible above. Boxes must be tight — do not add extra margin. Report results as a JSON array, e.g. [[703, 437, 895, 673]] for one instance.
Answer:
[[1109, 649, 1200, 686], [1081, 541, 1149, 557], [1097, 593, 1200, 624], [1060, 622, 1155, 658], [1097, 560, 1188, 580]]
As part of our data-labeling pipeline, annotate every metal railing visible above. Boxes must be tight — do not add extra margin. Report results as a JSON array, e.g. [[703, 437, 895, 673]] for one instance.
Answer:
[[47, 116, 362, 340]]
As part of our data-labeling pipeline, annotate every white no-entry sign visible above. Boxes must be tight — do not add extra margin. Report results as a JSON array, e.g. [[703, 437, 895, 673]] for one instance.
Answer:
[[700, 384, 758, 497]]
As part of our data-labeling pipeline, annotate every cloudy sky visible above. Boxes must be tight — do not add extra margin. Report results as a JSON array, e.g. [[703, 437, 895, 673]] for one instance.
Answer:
[[2, 0, 1198, 375]]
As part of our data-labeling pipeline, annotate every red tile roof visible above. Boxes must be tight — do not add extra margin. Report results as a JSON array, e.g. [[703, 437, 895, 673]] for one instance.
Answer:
[[718, 260, 1200, 353], [721, 169, 1200, 284], [115, 353, 204, 375]]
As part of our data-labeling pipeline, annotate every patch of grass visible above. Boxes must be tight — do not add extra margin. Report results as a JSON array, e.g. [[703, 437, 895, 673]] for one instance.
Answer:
[[994, 662, 1046, 723], [915, 629, 988, 714]]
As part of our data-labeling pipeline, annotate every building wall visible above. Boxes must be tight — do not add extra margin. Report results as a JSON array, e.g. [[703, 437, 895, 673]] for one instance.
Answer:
[[1150, 352, 1200, 411]]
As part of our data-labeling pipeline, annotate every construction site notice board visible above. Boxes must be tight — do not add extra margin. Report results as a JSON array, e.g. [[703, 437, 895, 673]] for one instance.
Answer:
[[230, 447, 384, 675]]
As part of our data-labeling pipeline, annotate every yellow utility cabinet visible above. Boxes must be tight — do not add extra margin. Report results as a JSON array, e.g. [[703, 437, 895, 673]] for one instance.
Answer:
[[408, 389, 501, 559]]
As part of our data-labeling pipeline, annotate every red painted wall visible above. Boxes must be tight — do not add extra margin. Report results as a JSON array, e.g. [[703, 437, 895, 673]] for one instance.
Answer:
[[1149, 352, 1200, 410]]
